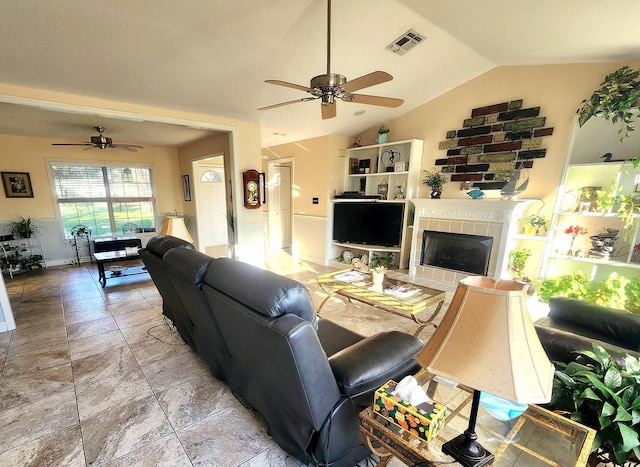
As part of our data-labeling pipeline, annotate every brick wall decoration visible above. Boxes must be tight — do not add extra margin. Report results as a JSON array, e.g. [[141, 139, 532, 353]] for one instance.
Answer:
[[436, 100, 554, 191]]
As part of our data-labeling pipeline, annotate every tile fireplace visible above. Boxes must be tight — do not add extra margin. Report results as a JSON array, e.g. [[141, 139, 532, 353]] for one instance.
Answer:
[[408, 198, 530, 284]]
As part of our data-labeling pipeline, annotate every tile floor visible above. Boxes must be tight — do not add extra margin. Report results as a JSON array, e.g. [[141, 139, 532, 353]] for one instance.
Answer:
[[0, 255, 453, 466]]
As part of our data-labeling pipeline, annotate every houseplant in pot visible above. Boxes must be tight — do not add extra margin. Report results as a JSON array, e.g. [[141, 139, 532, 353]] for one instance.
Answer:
[[522, 214, 548, 236], [369, 252, 393, 284], [8, 215, 40, 239], [377, 124, 390, 144], [551, 343, 640, 465], [422, 170, 448, 199], [508, 247, 532, 281]]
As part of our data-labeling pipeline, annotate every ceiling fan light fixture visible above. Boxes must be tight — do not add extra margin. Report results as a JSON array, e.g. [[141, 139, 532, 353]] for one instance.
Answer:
[[51, 126, 144, 151], [258, 0, 403, 119]]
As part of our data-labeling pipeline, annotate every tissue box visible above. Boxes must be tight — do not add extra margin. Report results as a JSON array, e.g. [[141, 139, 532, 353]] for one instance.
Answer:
[[373, 380, 447, 443]]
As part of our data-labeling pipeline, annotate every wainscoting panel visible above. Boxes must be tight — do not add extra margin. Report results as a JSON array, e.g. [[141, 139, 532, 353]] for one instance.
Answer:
[[292, 214, 327, 265]]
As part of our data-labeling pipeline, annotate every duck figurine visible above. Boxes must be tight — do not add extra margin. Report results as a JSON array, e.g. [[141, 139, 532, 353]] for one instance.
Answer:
[[466, 188, 485, 199]]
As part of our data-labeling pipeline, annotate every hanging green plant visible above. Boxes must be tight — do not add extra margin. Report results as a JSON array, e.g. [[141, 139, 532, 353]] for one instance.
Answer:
[[577, 66, 640, 141]]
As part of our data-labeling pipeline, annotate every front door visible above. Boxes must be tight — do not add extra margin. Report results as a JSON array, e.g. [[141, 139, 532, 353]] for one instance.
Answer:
[[195, 164, 228, 249]]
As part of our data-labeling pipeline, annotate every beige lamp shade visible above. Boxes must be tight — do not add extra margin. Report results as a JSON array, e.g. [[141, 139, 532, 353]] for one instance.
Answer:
[[159, 216, 194, 243], [415, 276, 554, 404]]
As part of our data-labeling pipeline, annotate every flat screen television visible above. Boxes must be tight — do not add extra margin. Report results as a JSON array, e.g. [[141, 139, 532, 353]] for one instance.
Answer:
[[333, 202, 405, 247]]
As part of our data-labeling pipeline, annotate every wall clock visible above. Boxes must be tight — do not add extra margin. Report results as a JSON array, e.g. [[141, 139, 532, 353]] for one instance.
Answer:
[[243, 169, 261, 209]]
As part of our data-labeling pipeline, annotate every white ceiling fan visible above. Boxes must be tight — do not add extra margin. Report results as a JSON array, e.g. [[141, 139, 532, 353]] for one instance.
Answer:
[[258, 0, 404, 119], [51, 126, 144, 152]]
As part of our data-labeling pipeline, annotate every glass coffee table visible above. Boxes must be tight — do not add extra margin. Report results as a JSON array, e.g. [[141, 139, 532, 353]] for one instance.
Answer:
[[317, 270, 446, 337], [359, 371, 595, 466]]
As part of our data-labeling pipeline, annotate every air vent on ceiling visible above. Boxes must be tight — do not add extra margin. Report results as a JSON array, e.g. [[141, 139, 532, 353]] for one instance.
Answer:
[[386, 29, 425, 55]]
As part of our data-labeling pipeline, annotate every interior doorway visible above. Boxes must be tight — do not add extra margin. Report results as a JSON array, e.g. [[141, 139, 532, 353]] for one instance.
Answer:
[[193, 156, 228, 254], [267, 161, 292, 249]]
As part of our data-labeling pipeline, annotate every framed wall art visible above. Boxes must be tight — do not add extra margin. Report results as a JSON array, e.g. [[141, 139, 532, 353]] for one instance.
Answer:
[[182, 174, 191, 201], [1, 172, 34, 198]]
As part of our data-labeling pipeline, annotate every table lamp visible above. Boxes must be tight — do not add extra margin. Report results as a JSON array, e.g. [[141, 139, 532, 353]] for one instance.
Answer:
[[160, 215, 194, 243], [414, 276, 554, 467]]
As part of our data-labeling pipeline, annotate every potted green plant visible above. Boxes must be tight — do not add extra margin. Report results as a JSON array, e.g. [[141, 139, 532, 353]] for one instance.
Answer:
[[522, 214, 548, 236], [551, 343, 640, 465], [378, 124, 390, 144], [369, 252, 393, 285], [369, 252, 393, 270], [8, 215, 40, 239], [508, 247, 532, 281], [422, 170, 448, 199], [578, 65, 640, 141], [616, 193, 640, 233]]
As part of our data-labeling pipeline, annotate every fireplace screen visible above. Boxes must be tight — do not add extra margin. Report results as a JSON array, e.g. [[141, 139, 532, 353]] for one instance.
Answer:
[[420, 230, 493, 276]]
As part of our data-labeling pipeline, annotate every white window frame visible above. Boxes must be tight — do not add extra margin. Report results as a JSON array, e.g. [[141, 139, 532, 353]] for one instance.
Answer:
[[48, 160, 157, 238]]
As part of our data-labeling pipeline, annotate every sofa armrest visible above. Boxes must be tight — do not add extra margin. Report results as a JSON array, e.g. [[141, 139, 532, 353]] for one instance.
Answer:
[[328, 331, 422, 406], [535, 322, 637, 367]]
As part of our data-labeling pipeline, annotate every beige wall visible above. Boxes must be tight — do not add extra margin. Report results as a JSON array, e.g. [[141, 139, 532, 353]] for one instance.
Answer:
[[262, 134, 350, 262], [0, 133, 181, 223], [356, 61, 640, 220], [178, 132, 230, 217], [263, 134, 351, 217], [0, 84, 264, 249]]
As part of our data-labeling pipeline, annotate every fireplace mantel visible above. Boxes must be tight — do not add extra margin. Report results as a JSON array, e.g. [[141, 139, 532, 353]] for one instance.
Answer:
[[408, 198, 532, 283]]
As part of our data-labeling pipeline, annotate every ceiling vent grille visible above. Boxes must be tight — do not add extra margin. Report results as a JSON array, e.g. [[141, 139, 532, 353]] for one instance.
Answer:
[[386, 29, 425, 55]]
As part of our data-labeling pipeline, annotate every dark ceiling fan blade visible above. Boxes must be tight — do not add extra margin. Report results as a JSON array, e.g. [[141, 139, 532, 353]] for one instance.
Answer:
[[321, 102, 336, 119], [265, 80, 314, 93], [349, 94, 404, 108], [51, 143, 95, 147], [258, 97, 317, 111], [341, 71, 393, 93]]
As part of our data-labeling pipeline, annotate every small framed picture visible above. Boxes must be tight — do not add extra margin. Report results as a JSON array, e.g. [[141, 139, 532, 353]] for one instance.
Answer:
[[1, 172, 34, 198], [394, 161, 408, 172], [182, 174, 191, 201]]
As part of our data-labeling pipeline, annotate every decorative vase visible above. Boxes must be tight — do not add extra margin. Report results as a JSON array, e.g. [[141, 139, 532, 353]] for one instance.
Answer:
[[430, 189, 442, 199], [372, 271, 385, 285], [378, 133, 388, 144]]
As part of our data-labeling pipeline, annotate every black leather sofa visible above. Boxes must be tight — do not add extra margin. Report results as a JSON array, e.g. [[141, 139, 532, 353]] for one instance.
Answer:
[[141, 235, 423, 467], [535, 297, 640, 366], [138, 235, 196, 346]]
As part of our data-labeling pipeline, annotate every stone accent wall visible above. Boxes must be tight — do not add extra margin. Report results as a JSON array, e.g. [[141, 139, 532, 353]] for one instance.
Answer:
[[436, 100, 554, 191]]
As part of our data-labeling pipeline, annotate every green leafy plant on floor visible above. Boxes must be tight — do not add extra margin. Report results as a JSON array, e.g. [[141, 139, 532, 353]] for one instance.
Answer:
[[508, 247, 532, 280], [539, 272, 640, 313], [551, 344, 640, 464]]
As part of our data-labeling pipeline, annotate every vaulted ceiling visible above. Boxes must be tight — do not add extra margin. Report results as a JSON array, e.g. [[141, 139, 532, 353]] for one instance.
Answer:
[[1, 0, 639, 149]]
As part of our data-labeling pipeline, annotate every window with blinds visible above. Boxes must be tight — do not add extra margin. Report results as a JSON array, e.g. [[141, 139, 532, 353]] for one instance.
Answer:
[[50, 163, 156, 237]]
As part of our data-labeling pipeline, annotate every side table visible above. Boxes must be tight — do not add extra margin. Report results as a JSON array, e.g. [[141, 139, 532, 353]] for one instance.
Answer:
[[359, 372, 595, 466]]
